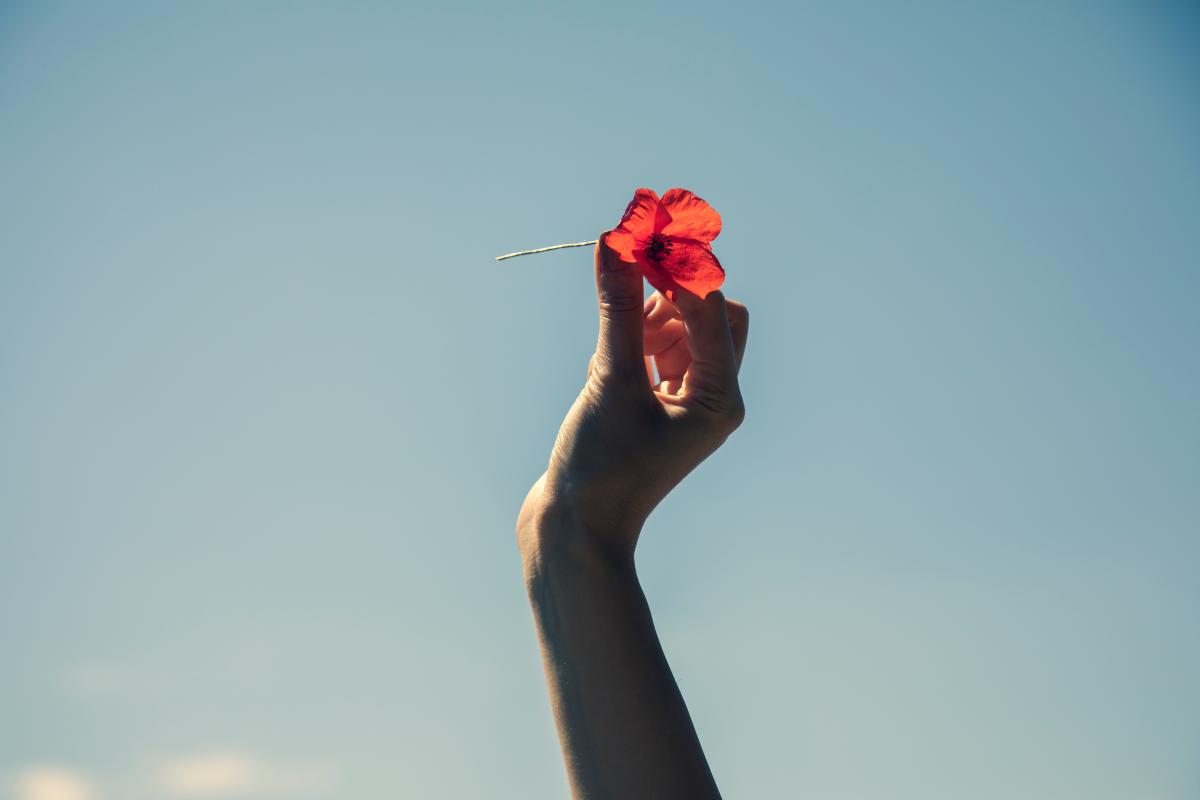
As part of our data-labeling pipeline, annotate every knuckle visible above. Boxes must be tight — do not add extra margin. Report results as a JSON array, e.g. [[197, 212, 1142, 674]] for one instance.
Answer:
[[599, 293, 644, 316], [724, 395, 747, 430], [689, 390, 746, 433], [727, 302, 749, 328]]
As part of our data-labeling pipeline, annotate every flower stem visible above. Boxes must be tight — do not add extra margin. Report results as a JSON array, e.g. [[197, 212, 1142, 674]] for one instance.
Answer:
[[495, 240, 599, 261]]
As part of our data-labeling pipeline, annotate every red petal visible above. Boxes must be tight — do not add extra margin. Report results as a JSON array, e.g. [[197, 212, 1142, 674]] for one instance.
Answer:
[[659, 188, 722, 243], [605, 229, 639, 263], [638, 256, 678, 299], [635, 239, 725, 299], [608, 188, 660, 263]]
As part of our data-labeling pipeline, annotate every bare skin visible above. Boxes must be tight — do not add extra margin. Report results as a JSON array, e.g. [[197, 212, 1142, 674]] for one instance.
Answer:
[[518, 234, 749, 799]]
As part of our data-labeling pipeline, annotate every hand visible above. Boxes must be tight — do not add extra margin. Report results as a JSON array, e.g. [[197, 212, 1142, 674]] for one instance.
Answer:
[[518, 232, 749, 566], [516, 233, 747, 798]]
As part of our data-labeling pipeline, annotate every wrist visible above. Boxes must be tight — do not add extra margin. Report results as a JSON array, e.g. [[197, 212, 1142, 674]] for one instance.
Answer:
[[517, 488, 640, 586]]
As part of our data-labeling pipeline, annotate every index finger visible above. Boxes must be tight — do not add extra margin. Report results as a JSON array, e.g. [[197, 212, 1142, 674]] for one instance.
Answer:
[[671, 289, 739, 391]]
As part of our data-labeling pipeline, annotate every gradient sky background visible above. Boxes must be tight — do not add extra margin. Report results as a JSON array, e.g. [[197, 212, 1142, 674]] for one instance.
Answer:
[[2, 2, 1198, 799]]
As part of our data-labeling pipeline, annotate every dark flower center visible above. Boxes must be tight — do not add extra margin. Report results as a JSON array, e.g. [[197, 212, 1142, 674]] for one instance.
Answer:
[[645, 232, 673, 262]]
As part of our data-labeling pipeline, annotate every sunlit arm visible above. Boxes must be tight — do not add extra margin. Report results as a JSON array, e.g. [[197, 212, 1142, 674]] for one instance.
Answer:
[[520, 506, 720, 799], [517, 235, 748, 799]]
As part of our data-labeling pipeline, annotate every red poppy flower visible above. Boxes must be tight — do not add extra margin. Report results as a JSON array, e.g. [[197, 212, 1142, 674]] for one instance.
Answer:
[[606, 188, 725, 299]]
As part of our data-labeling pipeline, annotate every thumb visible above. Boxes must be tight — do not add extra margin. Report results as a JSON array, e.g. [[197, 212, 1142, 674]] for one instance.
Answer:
[[594, 232, 645, 379]]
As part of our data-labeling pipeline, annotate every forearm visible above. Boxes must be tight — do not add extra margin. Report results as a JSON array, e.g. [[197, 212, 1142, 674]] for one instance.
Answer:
[[521, 508, 721, 800]]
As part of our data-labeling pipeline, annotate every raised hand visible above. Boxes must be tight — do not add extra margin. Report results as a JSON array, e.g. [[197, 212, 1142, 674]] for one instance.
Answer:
[[517, 233, 749, 800], [520, 233, 749, 562]]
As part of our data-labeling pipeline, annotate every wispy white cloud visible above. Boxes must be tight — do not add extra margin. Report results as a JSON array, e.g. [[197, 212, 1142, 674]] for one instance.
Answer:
[[10, 766, 98, 800], [155, 750, 336, 797]]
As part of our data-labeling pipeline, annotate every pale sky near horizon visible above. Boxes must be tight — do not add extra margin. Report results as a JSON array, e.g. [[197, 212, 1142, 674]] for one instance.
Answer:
[[2, 2, 1198, 799]]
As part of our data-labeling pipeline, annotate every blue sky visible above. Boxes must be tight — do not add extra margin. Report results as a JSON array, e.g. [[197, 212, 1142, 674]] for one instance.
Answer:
[[2, 2, 1198, 798]]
